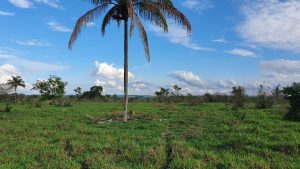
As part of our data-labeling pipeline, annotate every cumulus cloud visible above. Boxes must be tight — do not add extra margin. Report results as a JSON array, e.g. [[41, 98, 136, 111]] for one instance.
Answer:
[[0, 10, 15, 16], [47, 21, 72, 32], [15, 39, 52, 46], [226, 48, 256, 57], [182, 0, 214, 14], [95, 61, 134, 80], [0, 64, 18, 83], [170, 71, 206, 88], [260, 59, 300, 84], [149, 22, 213, 51], [238, 0, 300, 52], [9, 0, 62, 8]]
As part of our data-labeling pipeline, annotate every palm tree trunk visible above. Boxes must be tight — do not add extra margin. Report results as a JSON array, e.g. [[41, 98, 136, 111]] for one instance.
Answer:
[[123, 19, 129, 122]]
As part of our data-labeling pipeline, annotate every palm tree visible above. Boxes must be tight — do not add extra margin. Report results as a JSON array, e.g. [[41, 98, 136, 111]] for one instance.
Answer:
[[68, 0, 191, 121], [7, 76, 25, 102]]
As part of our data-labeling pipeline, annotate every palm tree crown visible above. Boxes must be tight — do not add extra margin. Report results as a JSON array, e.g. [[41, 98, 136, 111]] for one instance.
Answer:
[[68, 0, 191, 61], [7, 76, 25, 90], [7, 76, 25, 102]]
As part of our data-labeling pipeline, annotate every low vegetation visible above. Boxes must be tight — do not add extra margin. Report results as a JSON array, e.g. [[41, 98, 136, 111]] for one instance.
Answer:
[[0, 102, 299, 168]]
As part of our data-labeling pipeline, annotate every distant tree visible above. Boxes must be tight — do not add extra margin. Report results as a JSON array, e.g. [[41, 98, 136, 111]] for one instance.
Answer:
[[32, 75, 67, 99], [0, 84, 13, 102], [6, 76, 25, 102], [82, 86, 103, 99], [282, 82, 300, 120], [231, 86, 245, 109], [172, 84, 181, 96], [68, 0, 191, 121], [272, 84, 284, 104], [155, 87, 170, 102], [74, 87, 82, 100]]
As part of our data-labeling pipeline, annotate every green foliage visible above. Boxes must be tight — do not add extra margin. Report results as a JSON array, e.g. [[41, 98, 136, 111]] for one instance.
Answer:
[[50, 98, 72, 107], [32, 75, 68, 100], [231, 86, 246, 109], [3, 102, 12, 112], [74, 87, 82, 100], [232, 108, 246, 122], [155, 87, 170, 102], [82, 86, 103, 100], [256, 84, 273, 109], [282, 82, 300, 120]]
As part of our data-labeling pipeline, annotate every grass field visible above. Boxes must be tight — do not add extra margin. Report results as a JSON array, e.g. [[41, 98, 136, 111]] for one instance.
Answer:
[[0, 102, 299, 169]]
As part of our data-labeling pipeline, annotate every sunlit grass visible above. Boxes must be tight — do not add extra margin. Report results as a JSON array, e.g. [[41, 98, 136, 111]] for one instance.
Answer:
[[0, 102, 299, 168]]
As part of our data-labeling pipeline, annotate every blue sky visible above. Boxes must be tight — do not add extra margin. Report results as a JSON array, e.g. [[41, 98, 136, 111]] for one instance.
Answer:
[[0, 0, 299, 95]]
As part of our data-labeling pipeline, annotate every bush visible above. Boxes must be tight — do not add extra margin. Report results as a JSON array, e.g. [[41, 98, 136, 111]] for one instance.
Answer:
[[282, 83, 300, 121], [256, 85, 273, 109], [231, 86, 245, 109]]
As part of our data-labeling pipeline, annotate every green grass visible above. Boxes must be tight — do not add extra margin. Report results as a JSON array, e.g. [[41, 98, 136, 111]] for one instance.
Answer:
[[0, 102, 299, 168]]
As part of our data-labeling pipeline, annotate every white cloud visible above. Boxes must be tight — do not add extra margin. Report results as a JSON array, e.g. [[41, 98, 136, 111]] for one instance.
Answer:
[[9, 0, 32, 8], [9, 0, 62, 8], [0, 64, 18, 83], [47, 21, 72, 32], [15, 39, 52, 46], [34, 0, 62, 8], [0, 10, 15, 16], [212, 39, 228, 43], [170, 71, 206, 88], [226, 48, 256, 57], [238, 0, 300, 52], [260, 59, 300, 84], [95, 79, 123, 92], [149, 23, 213, 51], [86, 22, 96, 27], [95, 61, 134, 80], [0, 48, 67, 72], [182, 0, 214, 14]]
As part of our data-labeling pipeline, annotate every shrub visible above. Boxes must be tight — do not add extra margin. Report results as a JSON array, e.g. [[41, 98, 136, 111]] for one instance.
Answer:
[[256, 84, 273, 109], [231, 86, 245, 109], [50, 98, 72, 107], [282, 83, 300, 121]]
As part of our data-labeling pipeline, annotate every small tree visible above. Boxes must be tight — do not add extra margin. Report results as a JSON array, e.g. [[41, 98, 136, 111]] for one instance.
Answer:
[[82, 86, 103, 100], [155, 87, 170, 102], [172, 84, 181, 102], [32, 75, 67, 100], [282, 83, 300, 120], [256, 84, 273, 109], [272, 84, 284, 104], [231, 86, 245, 109], [6, 76, 25, 102], [74, 87, 82, 100]]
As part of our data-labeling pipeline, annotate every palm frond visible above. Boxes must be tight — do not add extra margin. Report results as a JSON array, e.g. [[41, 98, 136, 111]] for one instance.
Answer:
[[135, 13, 150, 62], [101, 6, 119, 35], [68, 2, 110, 49], [151, 2, 191, 33], [136, 2, 168, 32]]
